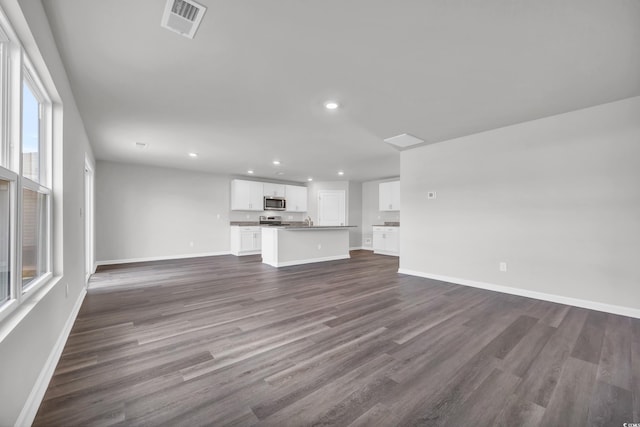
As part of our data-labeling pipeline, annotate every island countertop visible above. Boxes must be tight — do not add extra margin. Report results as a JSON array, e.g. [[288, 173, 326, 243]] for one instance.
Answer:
[[261, 226, 353, 267], [268, 225, 357, 230]]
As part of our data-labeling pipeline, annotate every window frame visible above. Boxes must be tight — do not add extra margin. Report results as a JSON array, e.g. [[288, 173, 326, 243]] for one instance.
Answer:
[[0, 167, 17, 310], [0, 25, 8, 168], [0, 9, 55, 322], [22, 58, 51, 187], [19, 60, 52, 295], [20, 179, 51, 294]]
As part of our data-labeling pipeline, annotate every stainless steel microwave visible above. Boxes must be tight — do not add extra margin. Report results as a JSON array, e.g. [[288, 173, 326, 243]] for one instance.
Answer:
[[264, 196, 286, 211]]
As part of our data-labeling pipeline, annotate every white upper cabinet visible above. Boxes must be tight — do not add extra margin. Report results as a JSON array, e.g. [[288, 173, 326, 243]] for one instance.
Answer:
[[231, 179, 264, 211], [285, 185, 308, 212], [263, 183, 286, 197], [379, 181, 400, 211]]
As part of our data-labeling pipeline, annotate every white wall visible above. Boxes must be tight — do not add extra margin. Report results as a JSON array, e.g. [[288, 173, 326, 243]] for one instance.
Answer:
[[0, 0, 94, 425], [361, 178, 400, 249], [96, 161, 231, 263], [400, 96, 640, 315]]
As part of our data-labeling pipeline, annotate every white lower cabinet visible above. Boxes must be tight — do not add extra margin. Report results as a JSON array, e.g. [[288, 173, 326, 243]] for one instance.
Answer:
[[372, 226, 399, 256], [230, 226, 262, 255]]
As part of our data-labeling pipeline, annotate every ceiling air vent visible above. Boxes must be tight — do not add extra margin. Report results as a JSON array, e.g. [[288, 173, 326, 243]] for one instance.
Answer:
[[383, 133, 425, 150], [161, 0, 207, 39]]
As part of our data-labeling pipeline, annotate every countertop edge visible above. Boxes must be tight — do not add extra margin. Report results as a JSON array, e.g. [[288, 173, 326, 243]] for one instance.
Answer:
[[267, 226, 357, 230]]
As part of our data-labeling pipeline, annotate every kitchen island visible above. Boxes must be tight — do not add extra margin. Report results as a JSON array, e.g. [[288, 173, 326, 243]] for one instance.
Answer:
[[261, 226, 355, 267]]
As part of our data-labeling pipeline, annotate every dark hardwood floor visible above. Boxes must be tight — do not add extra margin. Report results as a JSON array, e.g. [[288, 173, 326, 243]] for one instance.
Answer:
[[34, 251, 639, 426]]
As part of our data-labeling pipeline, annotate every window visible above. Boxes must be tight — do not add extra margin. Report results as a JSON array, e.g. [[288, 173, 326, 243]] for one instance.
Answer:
[[0, 179, 9, 304], [22, 80, 40, 182], [19, 68, 51, 291], [0, 11, 54, 320], [0, 26, 11, 309], [21, 186, 48, 288]]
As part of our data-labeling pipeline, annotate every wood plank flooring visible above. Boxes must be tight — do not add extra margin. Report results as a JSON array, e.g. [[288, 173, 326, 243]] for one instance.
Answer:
[[33, 251, 640, 426]]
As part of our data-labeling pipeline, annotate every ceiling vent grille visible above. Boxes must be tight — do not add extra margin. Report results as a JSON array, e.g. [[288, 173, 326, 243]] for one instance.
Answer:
[[383, 133, 425, 150], [161, 0, 207, 39]]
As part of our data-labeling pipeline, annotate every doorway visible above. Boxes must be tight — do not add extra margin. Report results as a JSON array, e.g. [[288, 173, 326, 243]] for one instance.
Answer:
[[84, 157, 94, 284], [317, 190, 346, 226]]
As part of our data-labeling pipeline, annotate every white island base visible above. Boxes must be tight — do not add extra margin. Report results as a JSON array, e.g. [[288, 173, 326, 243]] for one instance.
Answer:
[[261, 227, 351, 267]]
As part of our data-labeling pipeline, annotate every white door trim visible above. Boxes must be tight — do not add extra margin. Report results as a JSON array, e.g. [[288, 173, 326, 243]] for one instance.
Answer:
[[84, 155, 95, 284], [317, 190, 346, 226]]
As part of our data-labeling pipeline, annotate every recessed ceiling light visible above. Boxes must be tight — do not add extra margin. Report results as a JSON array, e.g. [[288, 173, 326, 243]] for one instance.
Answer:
[[338, 171, 344, 176], [272, 160, 281, 165], [324, 101, 339, 110], [247, 170, 254, 174], [188, 152, 198, 158], [276, 171, 285, 176], [307, 177, 313, 182]]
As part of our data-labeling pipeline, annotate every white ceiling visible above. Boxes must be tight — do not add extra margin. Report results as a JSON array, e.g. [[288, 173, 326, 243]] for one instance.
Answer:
[[42, 0, 640, 183]]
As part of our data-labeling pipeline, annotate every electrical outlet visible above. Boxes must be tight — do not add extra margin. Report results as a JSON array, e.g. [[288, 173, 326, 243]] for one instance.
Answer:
[[189, 241, 194, 247], [317, 243, 322, 250], [499, 262, 507, 272], [288, 215, 293, 220], [216, 213, 221, 220], [365, 238, 371, 245], [246, 214, 250, 219]]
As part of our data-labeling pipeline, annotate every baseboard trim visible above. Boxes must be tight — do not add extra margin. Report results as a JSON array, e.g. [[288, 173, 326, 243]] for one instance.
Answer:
[[265, 254, 350, 268], [15, 287, 87, 427], [230, 250, 261, 256], [398, 269, 640, 319], [374, 250, 399, 257], [95, 251, 231, 267], [349, 246, 366, 251]]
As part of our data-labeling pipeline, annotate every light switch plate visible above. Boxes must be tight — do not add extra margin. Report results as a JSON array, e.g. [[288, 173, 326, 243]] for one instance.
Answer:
[[427, 191, 437, 199]]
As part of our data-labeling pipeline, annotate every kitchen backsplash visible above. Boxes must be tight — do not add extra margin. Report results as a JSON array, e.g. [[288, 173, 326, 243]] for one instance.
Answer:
[[228, 211, 307, 222], [378, 211, 400, 224]]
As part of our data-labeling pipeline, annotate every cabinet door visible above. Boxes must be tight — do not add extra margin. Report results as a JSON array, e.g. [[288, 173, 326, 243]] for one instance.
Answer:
[[231, 180, 263, 211], [390, 181, 401, 211], [231, 180, 251, 210], [372, 227, 385, 251], [285, 185, 308, 212], [385, 228, 399, 253], [240, 230, 255, 251], [263, 183, 285, 197], [248, 181, 264, 211], [379, 181, 400, 211], [253, 231, 262, 250], [379, 182, 392, 211]]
